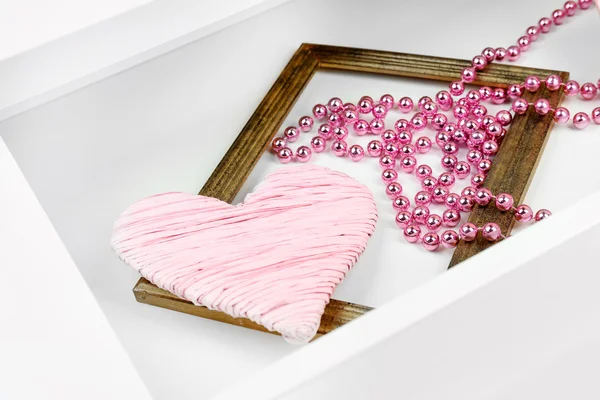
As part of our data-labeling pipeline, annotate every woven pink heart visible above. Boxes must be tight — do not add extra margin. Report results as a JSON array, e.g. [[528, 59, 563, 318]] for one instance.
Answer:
[[111, 165, 377, 343]]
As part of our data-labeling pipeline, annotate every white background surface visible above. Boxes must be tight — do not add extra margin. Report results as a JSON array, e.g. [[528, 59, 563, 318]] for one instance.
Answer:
[[1, 0, 599, 399]]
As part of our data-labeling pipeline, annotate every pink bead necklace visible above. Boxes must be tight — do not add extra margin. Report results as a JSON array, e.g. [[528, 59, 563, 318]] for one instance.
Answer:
[[271, 0, 598, 252]]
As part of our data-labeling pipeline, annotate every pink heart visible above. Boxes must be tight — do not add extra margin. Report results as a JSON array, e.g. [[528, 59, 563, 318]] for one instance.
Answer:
[[111, 165, 377, 343]]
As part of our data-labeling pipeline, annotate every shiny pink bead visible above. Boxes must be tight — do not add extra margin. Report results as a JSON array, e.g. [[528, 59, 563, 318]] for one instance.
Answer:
[[438, 172, 455, 188], [403, 225, 421, 243], [426, 214, 443, 232], [327, 97, 343, 113], [358, 97, 374, 114], [495, 193, 514, 211], [432, 113, 448, 129], [449, 81, 465, 96], [411, 116, 427, 131], [507, 46, 521, 61], [478, 158, 492, 174], [310, 136, 326, 153], [578, 0, 592, 9], [479, 86, 492, 100], [514, 204, 534, 223], [298, 116, 314, 132], [482, 222, 502, 241], [379, 155, 395, 169], [384, 143, 399, 157], [380, 94, 394, 110], [432, 186, 449, 204], [367, 140, 383, 157], [395, 211, 413, 229], [394, 119, 410, 132], [372, 103, 388, 118], [453, 105, 468, 120], [349, 145, 364, 162], [415, 191, 432, 206], [573, 112, 590, 129], [386, 182, 403, 199], [441, 230, 460, 248], [482, 140, 499, 156], [441, 155, 458, 171], [382, 169, 397, 183], [422, 176, 438, 192], [517, 36, 531, 51], [491, 88, 506, 104], [552, 9, 566, 24], [397, 131, 412, 144], [534, 99, 551, 115], [412, 206, 430, 224], [546, 74, 562, 91], [400, 144, 415, 157], [539, 17, 552, 33], [472, 55, 487, 71], [472, 105, 488, 117], [592, 108, 600, 124], [442, 142, 458, 155], [512, 98, 529, 115], [445, 193, 460, 209], [482, 47, 496, 62], [332, 140, 347, 156], [277, 147, 293, 163], [435, 91, 453, 111], [580, 83, 598, 100], [565, 80, 580, 96], [527, 26, 540, 41], [496, 110, 513, 126], [344, 109, 358, 124], [467, 149, 483, 165], [461, 67, 476, 83], [370, 118, 385, 134], [458, 195, 475, 212], [393, 196, 411, 212], [462, 186, 477, 197], [296, 145, 312, 162], [471, 173, 486, 187], [442, 209, 461, 227], [415, 136, 432, 154], [312, 104, 327, 119], [271, 137, 287, 152], [283, 126, 300, 142], [416, 164, 433, 179], [564, 1, 578, 16], [422, 101, 438, 116], [454, 161, 471, 179], [422, 232, 440, 251], [381, 129, 396, 143], [508, 84, 523, 98], [459, 223, 478, 241], [401, 156, 417, 173], [332, 126, 348, 140], [524, 76, 541, 92], [328, 113, 342, 127], [469, 131, 486, 146], [343, 103, 356, 111], [354, 119, 369, 136], [495, 47, 507, 61], [535, 209, 552, 221], [398, 97, 414, 113], [475, 188, 493, 205], [417, 96, 432, 110], [554, 107, 570, 124], [466, 90, 481, 106]]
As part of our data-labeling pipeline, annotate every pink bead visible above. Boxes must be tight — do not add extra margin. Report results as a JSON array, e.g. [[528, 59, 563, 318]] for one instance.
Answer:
[[482, 222, 502, 241], [379, 155, 395, 169], [442, 209, 461, 227], [445, 193, 460, 209], [372, 103, 388, 118], [404, 225, 421, 243], [507, 46, 521, 61], [396, 212, 413, 229], [539, 17, 553, 33], [384, 143, 399, 158], [412, 206, 430, 224], [398, 97, 414, 113], [398, 130, 412, 144], [432, 186, 449, 204], [534, 99, 551, 115], [317, 124, 332, 139], [415, 191, 432, 206], [442, 142, 458, 155], [535, 209, 552, 221], [459, 223, 478, 241], [508, 84, 524, 98], [518, 36, 531, 51], [296, 145, 312, 162], [524, 76, 541, 92], [471, 173, 486, 187], [472, 105, 488, 117], [469, 131, 486, 146], [422, 176, 438, 192], [367, 140, 383, 157], [358, 97, 374, 114], [565, 80, 580, 96], [482, 47, 496, 62], [354, 119, 369, 136], [495, 193, 514, 211], [416, 136, 432, 153], [386, 182, 403, 199], [283, 126, 300, 142], [479, 86, 493, 100], [370, 118, 385, 134], [312, 104, 328, 119], [277, 147, 293, 163], [380, 94, 395, 110], [401, 156, 417, 173], [422, 101, 438, 116], [432, 113, 448, 129], [478, 158, 492, 174], [467, 149, 483, 165], [332, 140, 348, 156], [580, 83, 598, 100], [466, 90, 481, 106], [310, 136, 326, 152], [441, 155, 458, 171], [400, 144, 415, 158], [579, 0, 592, 9], [449, 81, 465, 96], [344, 109, 358, 124], [482, 140, 499, 156], [527, 26, 540, 41], [554, 107, 570, 124], [564, 1, 578, 16], [592, 108, 600, 124], [491, 88, 506, 104], [418, 96, 433, 110], [454, 161, 471, 179], [271, 137, 287, 152], [394, 119, 410, 132], [426, 214, 443, 232], [343, 103, 356, 111], [332, 126, 348, 140], [462, 186, 477, 197], [438, 172, 455, 188], [382, 169, 397, 183], [416, 165, 433, 179], [495, 47, 507, 61], [298, 116, 314, 132], [496, 110, 513, 126], [546, 74, 562, 91], [514, 204, 534, 222], [410, 116, 427, 131], [475, 188, 493, 206], [458, 195, 475, 212], [328, 113, 342, 127], [435, 91, 453, 111], [441, 230, 460, 248], [512, 98, 529, 114], [453, 105, 468, 119], [327, 97, 343, 112], [472, 55, 487, 71], [422, 232, 440, 251], [461, 67, 476, 83], [393, 196, 411, 212], [573, 112, 590, 129], [381, 130, 397, 143], [552, 9, 566, 24], [349, 145, 365, 162]]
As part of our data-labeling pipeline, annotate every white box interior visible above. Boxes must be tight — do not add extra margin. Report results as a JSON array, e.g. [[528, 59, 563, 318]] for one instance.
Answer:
[[1, 0, 599, 398]]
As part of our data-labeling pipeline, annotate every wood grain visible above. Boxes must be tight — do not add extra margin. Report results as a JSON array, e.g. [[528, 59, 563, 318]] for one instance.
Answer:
[[133, 43, 568, 338]]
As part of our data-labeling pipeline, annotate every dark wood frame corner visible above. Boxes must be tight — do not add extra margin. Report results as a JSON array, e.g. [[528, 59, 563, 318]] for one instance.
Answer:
[[133, 43, 568, 338]]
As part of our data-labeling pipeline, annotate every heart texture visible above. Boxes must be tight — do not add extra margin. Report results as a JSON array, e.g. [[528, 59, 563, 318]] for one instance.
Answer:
[[111, 165, 377, 343]]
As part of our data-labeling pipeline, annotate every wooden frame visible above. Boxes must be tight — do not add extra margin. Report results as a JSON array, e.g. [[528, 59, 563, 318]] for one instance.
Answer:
[[133, 43, 568, 338]]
